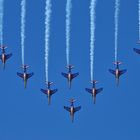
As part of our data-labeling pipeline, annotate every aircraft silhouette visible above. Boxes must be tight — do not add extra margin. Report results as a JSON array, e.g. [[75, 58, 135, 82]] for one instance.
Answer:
[[64, 99, 81, 123], [85, 80, 103, 104], [61, 65, 79, 89], [17, 65, 34, 88], [0, 46, 12, 69], [40, 82, 58, 105], [109, 61, 127, 86]]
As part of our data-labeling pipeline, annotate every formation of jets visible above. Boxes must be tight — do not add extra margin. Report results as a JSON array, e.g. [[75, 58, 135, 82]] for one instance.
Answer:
[[1, 45, 140, 122]]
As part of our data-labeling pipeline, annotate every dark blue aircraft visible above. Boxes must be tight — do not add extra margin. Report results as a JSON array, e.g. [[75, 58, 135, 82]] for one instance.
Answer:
[[17, 65, 34, 88], [85, 80, 103, 104], [64, 99, 81, 122], [61, 65, 79, 89], [40, 82, 58, 105], [109, 61, 127, 86], [0, 46, 12, 69]]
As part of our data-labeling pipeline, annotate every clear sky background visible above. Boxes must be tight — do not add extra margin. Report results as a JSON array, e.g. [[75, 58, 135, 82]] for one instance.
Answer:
[[0, 0, 139, 139]]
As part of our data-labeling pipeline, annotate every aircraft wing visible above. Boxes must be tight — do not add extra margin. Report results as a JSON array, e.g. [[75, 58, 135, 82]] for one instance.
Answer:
[[74, 106, 81, 113], [61, 72, 68, 78], [6, 53, 12, 60], [71, 73, 79, 79], [50, 89, 58, 95], [96, 88, 103, 94], [133, 48, 140, 54], [85, 88, 92, 94], [64, 106, 71, 112], [17, 72, 24, 78], [109, 69, 116, 75], [27, 72, 34, 79], [40, 89, 47, 94], [120, 69, 127, 76]]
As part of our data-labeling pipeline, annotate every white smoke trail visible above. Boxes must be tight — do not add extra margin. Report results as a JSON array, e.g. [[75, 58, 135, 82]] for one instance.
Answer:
[[66, 0, 72, 65], [90, 0, 97, 81], [138, 0, 140, 40], [115, 0, 120, 62], [0, 0, 4, 46], [45, 0, 51, 82], [21, 0, 26, 65]]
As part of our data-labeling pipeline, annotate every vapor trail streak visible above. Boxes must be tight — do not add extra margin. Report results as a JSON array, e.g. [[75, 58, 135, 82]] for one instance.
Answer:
[[0, 0, 4, 46], [90, 0, 97, 81], [115, 0, 120, 62], [66, 0, 72, 65], [21, 0, 26, 65], [45, 0, 51, 82]]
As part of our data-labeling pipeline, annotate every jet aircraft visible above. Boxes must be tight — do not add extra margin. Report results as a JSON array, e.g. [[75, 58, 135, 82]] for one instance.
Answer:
[[64, 98, 81, 122], [17, 65, 34, 88], [109, 61, 127, 86], [40, 82, 58, 105], [0, 46, 12, 69], [85, 80, 103, 104], [61, 65, 79, 89]]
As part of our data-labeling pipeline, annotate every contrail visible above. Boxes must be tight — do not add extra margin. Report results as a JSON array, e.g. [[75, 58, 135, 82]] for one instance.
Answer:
[[115, 0, 120, 62], [21, 0, 26, 65], [45, 0, 51, 82], [90, 0, 97, 81], [0, 0, 4, 46], [66, 0, 72, 65], [138, 0, 140, 40]]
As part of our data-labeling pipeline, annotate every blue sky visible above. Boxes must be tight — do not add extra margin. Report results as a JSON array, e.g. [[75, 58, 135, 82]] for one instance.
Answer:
[[0, 0, 140, 139]]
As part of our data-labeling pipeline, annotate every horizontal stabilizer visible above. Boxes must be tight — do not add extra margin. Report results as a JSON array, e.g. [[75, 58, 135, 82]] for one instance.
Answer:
[[113, 61, 122, 65]]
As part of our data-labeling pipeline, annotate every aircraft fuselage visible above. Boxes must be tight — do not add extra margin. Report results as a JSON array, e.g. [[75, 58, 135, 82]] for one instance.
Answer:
[[23, 73, 27, 81], [92, 88, 96, 96], [68, 73, 72, 81], [2, 53, 6, 63]]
